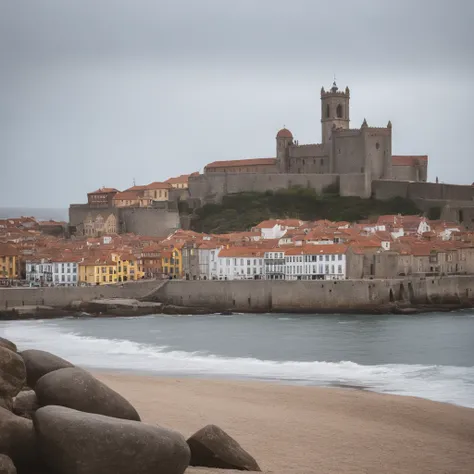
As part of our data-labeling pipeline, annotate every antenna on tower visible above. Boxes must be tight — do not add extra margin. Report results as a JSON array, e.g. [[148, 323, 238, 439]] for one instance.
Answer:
[[133, 177, 136, 186]]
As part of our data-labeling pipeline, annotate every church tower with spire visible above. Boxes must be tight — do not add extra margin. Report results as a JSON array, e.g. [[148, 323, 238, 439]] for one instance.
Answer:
[[320, 81, 350, 145]]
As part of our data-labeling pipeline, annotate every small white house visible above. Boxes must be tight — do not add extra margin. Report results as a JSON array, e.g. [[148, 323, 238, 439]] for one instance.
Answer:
[[197, 243, 223, 280], [264, 250, 286, 280], [254, 219, 303, 240], [52, 258, 80, 286], [26, 259, 53, 285], [215, 247, 264, 280], [285, 244, 347, 281]]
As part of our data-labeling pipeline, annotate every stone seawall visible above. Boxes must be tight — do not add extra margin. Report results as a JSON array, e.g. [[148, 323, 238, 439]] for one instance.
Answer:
[[0, 280, 161, 309], [151, 276, 474, 312]]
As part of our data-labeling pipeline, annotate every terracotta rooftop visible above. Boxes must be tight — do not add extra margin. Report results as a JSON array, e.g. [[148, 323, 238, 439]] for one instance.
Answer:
[[392, 155, 428, 166], [205, 158, 277, 169], [89, 188, 120, 194], [113, 191, 141, 201], [285, 244, 348, 256], [276, 128, 293, 139], [144, 182, 172, 190]]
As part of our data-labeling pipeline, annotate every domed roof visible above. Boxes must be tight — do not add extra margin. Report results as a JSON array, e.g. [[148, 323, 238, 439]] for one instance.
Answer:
[[276, 128, 293, 139]]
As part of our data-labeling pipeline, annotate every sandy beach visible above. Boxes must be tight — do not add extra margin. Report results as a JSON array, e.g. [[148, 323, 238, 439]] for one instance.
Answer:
[[95, 373, 474, 474]]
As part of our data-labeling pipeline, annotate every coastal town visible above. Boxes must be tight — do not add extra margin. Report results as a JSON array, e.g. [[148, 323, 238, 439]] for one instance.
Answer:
[[1, 208, 474, 287]]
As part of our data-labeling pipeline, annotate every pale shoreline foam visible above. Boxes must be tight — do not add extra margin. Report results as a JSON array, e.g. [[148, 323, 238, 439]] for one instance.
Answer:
[[2, 319, 474, 409]]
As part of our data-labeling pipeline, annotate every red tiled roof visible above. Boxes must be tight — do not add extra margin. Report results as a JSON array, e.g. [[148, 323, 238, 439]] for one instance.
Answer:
[[0, 243, 18, 256], [89, 188, 120, 194], [205, 158, 276, 169], [276, 128, 293, 139], [113, 191, 141, 201], [165, 174, 197, 184], [392, 155, 428, 166], [144, 182, 172, 190], [285, 244, 348, 256]]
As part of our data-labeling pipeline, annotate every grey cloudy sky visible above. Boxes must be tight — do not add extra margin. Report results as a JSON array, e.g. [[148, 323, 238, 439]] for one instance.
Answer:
[[1, 0, 473, 208]]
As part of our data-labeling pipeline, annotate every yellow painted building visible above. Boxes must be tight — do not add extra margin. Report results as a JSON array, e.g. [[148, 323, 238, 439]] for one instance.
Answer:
[[78, 253, 145, 286], [161, 247, 182, 278], [79, 259, 117, 285], [0, 243, 18, 279], [112, 253, 145, 282]]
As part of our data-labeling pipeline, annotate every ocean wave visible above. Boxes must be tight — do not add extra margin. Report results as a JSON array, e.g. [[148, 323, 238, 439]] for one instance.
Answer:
[[2, 321, 474, 408]]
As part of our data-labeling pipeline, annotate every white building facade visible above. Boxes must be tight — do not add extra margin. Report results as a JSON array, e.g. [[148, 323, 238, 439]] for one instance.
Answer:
[[26, 259, 53, 285], [52, 260, 80, 286], [285, 245, 347, 280], [264, 250, 286, 280], [215, 248, 264, 280]]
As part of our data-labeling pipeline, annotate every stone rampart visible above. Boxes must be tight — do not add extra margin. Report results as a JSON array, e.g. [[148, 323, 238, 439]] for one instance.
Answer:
[[151, 276, 474, 312], [0, 280, 161, 309], [188, 173, 340, 204]]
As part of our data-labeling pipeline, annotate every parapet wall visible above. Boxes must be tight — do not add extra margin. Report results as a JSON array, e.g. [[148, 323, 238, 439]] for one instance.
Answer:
[[188, 173, 341, 204], [68, 205, 180, 237], [0, 280, 160, 309], [152, 276, 474, 312], [372, 180, 474, 202]]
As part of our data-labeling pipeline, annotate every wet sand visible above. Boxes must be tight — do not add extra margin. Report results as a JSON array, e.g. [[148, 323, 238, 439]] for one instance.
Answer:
[[96, 373, 474, 474]]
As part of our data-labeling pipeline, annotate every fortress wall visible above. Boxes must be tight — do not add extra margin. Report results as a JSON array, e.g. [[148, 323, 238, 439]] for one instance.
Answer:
[[373, 180, 474, 204], [68, 205, 180, 237], [339, 173, 370, 198], [372, 180, 410, 199], [0, 280, 160, 309], [120, 208, 180, 237], [188, 173, 339, 204], [69, 205, 119, 228], [152, 276, 474, 312], [392, 166, 416, 181]]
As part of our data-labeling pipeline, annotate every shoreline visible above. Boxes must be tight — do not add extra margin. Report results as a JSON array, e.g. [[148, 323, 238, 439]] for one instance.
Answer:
[[1, 300, 473, 320], [93, 372, 474, 474]]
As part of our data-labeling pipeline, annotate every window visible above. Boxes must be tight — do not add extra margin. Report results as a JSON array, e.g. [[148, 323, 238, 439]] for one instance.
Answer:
[[338, 265, 342, 274], [247, 260, 250, 265], [326, 104, 330, 118], [336, 104, 343, 118], [338, 254, 342, 260], [375, 142, 380, 150], [331, 255, 335, 261], [240, 259, 244, 265]]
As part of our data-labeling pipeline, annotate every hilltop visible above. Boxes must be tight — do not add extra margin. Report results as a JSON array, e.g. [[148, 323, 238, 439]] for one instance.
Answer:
[[189, 188, 422, 234]]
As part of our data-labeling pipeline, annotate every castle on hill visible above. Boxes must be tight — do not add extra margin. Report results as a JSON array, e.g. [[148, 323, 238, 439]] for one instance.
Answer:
[[188, 81, 428, 203]]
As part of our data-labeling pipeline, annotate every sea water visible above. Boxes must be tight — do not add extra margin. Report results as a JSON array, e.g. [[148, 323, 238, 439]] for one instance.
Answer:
[[1, 311, 473, 408]]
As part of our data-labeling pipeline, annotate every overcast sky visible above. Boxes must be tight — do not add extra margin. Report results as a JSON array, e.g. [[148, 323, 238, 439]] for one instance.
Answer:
[[1, 0, 473, 208]]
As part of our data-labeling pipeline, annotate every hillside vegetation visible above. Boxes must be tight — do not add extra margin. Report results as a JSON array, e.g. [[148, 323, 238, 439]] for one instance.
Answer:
[[190, 188, 422, 234]]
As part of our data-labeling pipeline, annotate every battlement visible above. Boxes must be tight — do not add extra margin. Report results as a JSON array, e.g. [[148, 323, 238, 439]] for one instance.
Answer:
[[320, 84, 350, 98]]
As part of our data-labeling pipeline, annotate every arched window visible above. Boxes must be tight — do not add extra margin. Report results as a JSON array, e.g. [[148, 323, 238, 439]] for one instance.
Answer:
[[326, 104, 330, 118], [336, 104, 343, 118]]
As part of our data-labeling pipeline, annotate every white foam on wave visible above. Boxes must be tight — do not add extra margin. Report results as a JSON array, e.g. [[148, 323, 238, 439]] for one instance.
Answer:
[[3, 321, 474, 408]]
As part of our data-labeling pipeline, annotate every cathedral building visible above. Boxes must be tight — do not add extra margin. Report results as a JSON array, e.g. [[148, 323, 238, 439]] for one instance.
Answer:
[[196, 82, 428, 202]]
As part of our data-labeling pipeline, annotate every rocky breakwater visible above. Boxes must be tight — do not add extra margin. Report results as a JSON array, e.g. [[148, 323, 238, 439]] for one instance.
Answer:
[[0, 298, 211, 321], [0, 336, 261, 473]]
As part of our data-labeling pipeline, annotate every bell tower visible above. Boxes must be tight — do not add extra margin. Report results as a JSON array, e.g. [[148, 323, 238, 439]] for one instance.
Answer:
[[320, 81, 350, 145]]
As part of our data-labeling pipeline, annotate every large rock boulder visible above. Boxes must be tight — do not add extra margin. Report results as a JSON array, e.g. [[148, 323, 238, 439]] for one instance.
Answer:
[[19, 350, 73, 389], [0, 407, 38, 471], [35, 368, 140, 421], [0, 347, 26, 399], [0, 397, 13, 412], [13, 391, 39, 420], [187, 424, 261, 471], [0, 338, 16, 353], [34, 405, 190, 474], [0, 454, 16, 474]]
